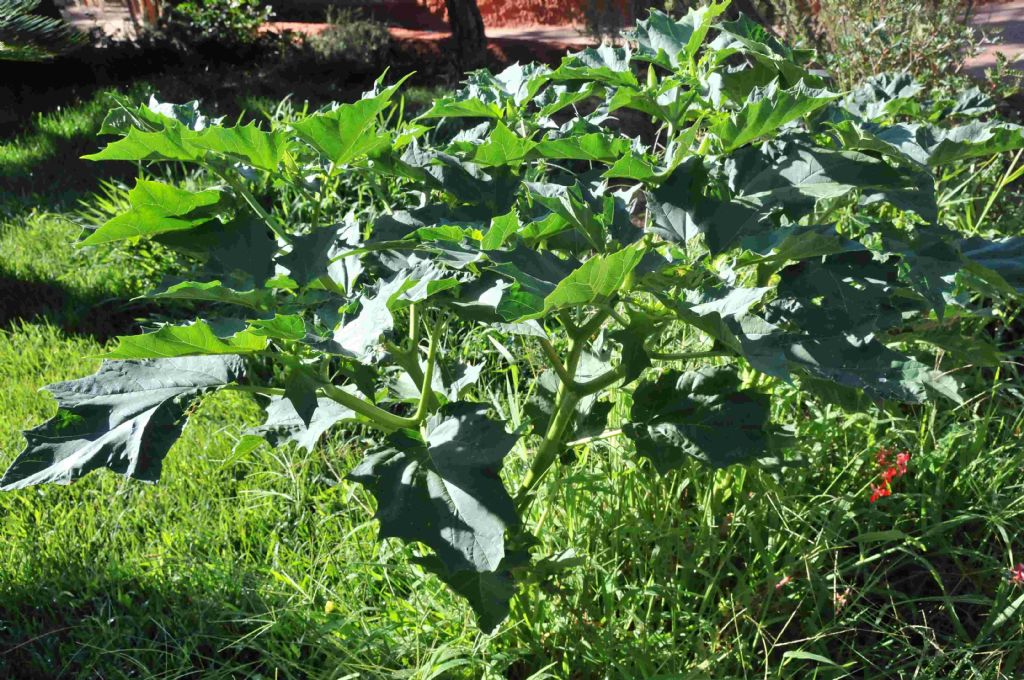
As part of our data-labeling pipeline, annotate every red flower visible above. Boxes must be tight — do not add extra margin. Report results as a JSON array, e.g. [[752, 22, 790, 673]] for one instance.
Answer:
[[895, 451, 910, 475], [869, 447, 911, 503], [1011, 563, 1024, 585]]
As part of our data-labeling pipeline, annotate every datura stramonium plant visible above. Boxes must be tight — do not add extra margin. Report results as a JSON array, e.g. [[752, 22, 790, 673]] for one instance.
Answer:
[[4, 3, 1023, 630]]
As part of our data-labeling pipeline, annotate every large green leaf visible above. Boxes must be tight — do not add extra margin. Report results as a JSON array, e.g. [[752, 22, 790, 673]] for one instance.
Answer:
[[471, 121, 536, 168], [1, 356, 244, 489], [627, 1, 728, 69], [552, 45, 638, 88], [292, 82, 402, 165], [645, 155, 707, 245], [737, 224, 865, 278], [418, 97, 503, 120], [542, 246, 645, 313], [650, 140, 935, 253], [278, 223, 355, 286], [769, 252, 911, 337], [83, 124, 203, 163], [83, 180, 224, 245], [607, 80, 700, 128], [330, 272, 410, 361], [841, 121, 1024, 168], [624, 366, 772, 472], [348, 402, 520, 574], [785, 335, 963, 404], [150, 279, 275, 311], [842, 72, 923, 121], [481, 210, 521, 251], [531, 133, 631, 164], [487, 246, 580, 320], [192, 124, 289, 172], [713, 80, 839, 152], [959, 235, 1024, 295], [155, 213, 277, 287], [247, 393, 357, 452], [711, 15, 819, 90], [535, 81, 603, 118], [918, 122, 1024, 167], [104, 320, 267, 359], [729, 317, 962, 404], [98, 96, 211, 135]]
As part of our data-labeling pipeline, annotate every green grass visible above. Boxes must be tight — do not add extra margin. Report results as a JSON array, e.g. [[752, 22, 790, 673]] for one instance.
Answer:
[[0, 90, 1022, 679]]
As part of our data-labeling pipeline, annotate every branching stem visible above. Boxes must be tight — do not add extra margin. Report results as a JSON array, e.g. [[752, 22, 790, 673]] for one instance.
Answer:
[[573, 365, 627, 395], [538, 336, 573, 385], [319, 382, 412, 432], [219, 171, 293, 245], [320, 316, 445, 431]]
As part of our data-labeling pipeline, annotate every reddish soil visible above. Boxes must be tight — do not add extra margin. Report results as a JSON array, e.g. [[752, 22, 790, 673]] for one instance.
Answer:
[[416, 0, 630, 27], [263, 21, 595, 67]]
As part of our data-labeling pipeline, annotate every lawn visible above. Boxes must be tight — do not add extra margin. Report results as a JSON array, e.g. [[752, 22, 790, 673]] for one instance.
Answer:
[[1, 85, 1023, 680]]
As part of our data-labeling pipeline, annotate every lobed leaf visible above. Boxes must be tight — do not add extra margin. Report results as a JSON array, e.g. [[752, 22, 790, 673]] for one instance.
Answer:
[[624, 366, 772, 472], [104, 320, 268, 359], [1, 356, 245, 489], [83, 180, 225, 245], [348, 402, 520, 575]]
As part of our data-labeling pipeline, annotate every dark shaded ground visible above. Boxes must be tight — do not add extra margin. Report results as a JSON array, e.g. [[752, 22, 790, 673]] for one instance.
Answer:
[[0, 30, 582, 140], [0, 272, 154, 340]]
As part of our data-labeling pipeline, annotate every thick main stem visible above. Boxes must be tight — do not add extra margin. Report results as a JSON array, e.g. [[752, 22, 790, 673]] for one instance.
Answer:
[[514, 308, 620, 510], [514, 383, 580, 511]]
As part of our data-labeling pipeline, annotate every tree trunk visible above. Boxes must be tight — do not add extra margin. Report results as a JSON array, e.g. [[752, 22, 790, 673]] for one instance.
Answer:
[[444, 0, 487, 70], [34, 0, 63, 20]]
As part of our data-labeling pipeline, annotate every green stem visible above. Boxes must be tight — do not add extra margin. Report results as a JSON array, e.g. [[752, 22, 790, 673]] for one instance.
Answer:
[[408, 303, 419, 346], [220, 171, 292, 245], [386, 340, 426, 385], [573, 364, 626, 395], [224, 384, 286, 397], [514, 336, 585, 511], [648, 349, 730, 362], [318, 318, 444, 431], [565, 428, 623, 448], [326, 241, 420, 264], [576, 308, 611, 341], [514, 306, 620, 511], [319, 383, 413, 431], [412, 316, 444, 422], [604, 303, 631, 328], [317, 274, 345, 296], [557, 310, 580, 336], [539, 336, 573, 385], [514, 385, 580, 511]]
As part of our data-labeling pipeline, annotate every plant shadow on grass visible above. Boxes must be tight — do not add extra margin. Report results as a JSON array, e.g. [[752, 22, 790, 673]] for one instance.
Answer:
[[0, 102, 138, 213], [0, 561, 321, 679], [0, 269, 154, 341]]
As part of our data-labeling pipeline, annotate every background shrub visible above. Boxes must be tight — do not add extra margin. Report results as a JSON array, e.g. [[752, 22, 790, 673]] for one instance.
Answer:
[[162, 0, 273, 46], [774, 0, 982, 89], [305, 7, 391, 68]]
